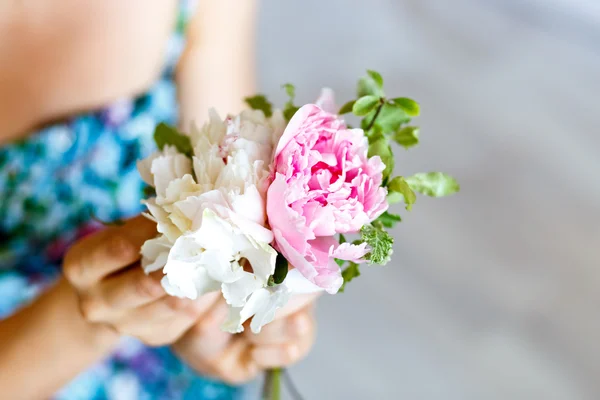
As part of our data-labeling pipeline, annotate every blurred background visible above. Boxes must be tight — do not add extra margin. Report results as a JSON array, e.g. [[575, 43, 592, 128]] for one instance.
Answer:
[[256, 0, 600, 398]]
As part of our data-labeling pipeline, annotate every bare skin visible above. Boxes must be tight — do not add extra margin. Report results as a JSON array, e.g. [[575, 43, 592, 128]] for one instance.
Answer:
[[0, 1, 317, 398]]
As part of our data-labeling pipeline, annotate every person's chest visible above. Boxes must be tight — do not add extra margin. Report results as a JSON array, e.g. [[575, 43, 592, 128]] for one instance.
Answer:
[[0, 0, 179, 144]]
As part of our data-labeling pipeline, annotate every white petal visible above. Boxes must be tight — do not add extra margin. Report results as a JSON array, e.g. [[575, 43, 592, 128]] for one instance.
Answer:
[[140, 235, 172, 273], [231, 184, 266, 226], [221, 272, 263, 307], [137, 152, 160, 186], [151, 148, 192, 197], [249, 286, 291, 334], [143, 198, 182, 242], [284, 269, 324, 295], [162, 260, 220, 300], [238, 240, 277, 283], [221, 286, 291, 334]]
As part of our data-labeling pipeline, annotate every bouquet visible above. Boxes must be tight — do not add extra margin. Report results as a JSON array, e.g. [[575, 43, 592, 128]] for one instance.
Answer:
[[137, 71, 459, 399]]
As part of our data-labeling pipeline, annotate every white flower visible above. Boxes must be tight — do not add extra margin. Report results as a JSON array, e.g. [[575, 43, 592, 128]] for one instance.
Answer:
[[161, 209, 277, 301], [222, 269, 322, 334], [138, 108, 293, 334], [140, 235, 171, 273], [222, 285, 291, 334]]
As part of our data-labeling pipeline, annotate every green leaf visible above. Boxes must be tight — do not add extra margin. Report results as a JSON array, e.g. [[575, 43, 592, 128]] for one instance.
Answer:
[[339, 262, 361, 293], [367, 70, 384, 89], [353, 95, 380, 116], [339, 233, 347, 244], [375, 211, 402, 228], [360, 224, 394, 265], [153, 123, 193, 157], [272, 252, 289, 284], [335, 258, 346, 267], [143, 186, 156, 198], [368, 137, 394, 180], [283, 104, 299, 121], [391, 97, 420, 117], [405, 172, 460, 197], [364, 103, 410, 134], [244, 94, 273, 118], [338, 100, 356, 115], [357, 74, 385, 98], [388, 176, 417, 210], [393, 126, 420, 149], [282, 83, 295, 99], [387, 191, 403, 205]]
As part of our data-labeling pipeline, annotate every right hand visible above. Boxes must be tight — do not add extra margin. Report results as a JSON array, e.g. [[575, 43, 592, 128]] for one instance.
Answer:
[[63, 216, 216, 346]]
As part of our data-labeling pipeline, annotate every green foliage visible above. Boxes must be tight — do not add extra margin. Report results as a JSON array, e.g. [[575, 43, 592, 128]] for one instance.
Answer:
[[405, 172, 460, 197], [282, 83, 295, 99], [143, 186, 156, 198], [357, 72, 385, 98], [339, 262, 360, 293], [335, 258, 346, 267], [393, 126, 420, 149], [273, 252, 289, 284], [283, 105, 299, 121], [153, 123, 193, 157], [360, 224, 394, 265], [375, 211, 402, 228], [353, 95, 380, 116], [339, 233, 347, 244], [367, 70, 384, 89], [244, 94, 273, 118], [281, 84, 299, 121], [363, 103, 410, 134], [391, 97, 420, 117], [388, 176, 417, 210], [338, 100, 356, 115], [368, 137, 394, 180]]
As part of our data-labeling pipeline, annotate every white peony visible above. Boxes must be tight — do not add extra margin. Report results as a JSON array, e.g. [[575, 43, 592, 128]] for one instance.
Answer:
[[138, 109, 303, 334]]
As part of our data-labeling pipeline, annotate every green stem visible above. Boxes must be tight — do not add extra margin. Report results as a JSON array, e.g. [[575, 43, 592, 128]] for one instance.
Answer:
[[366, 101, 384, 132], [262, 368, 282, 400]]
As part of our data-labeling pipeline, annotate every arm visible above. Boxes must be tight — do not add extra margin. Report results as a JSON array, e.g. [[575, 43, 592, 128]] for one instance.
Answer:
[[0, 279, 118, 398], [0, 217, 206, 399], [176, 0, 259, 130]]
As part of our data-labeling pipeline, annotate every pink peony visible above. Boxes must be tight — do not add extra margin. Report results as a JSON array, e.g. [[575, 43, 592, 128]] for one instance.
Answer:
[[266, 91, 388, 293]]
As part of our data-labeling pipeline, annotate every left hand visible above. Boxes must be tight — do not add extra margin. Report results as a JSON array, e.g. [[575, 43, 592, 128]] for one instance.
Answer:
[[172, 293, 318, 385]]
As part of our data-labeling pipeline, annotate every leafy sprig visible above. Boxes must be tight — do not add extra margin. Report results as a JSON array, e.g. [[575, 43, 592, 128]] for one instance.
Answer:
[[337, 70, 460, 291]]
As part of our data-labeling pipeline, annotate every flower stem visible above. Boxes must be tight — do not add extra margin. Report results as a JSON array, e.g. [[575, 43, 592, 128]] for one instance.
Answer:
[[366, 101, 384, 132], [262, 368, 282, 400]]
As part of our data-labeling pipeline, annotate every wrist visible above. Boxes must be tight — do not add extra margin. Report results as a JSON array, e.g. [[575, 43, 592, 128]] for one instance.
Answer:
[[57, 278, 120, 352]]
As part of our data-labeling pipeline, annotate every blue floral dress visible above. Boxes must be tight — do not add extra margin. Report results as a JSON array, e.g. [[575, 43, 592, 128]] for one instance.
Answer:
[[0, 2, 244, 399]]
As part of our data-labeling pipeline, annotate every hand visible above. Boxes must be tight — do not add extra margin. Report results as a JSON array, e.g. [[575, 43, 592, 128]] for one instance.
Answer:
[[172, 293, 318, 385], [63, 216, 213, 346]]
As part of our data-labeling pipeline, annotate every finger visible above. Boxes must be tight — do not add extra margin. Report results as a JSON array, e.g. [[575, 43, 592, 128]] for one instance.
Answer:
[[209, 337, 260, 385], [251, 324, 316, 369], [274, 292, 320, 320], [175, 298, 233, 362], [97, 267, 166, 312], [64, 216, 156, 288], [246, 308, 314, 346], [114, 294, 217, 346]]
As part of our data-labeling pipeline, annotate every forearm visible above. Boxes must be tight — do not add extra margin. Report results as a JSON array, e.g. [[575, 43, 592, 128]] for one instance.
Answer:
[[177, 0, 258, 130], [0, 278, 119, 399]]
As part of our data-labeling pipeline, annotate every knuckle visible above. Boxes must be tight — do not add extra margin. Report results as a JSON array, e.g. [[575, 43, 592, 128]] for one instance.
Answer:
[[165, 296, 189, 313], [106, 234, 136, 259], [217, 367, 252, 386], [63, 251, 84, 286], [134, 274, 164, 299], [79, 295, 104, 322], [282, 343, 301, 365]]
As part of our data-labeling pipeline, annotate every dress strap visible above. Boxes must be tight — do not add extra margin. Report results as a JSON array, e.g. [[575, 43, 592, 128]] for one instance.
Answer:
[[162, 0, 198, 77]]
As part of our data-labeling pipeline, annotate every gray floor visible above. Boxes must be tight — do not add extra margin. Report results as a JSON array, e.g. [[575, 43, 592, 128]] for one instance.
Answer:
[[257, 1, 600, 399]]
